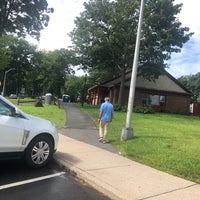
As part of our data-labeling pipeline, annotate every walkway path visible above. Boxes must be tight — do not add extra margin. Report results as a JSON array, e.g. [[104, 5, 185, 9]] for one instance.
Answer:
[[54, 102, 200, 200]]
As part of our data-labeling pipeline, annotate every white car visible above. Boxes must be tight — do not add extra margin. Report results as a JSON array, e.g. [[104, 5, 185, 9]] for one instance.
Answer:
[[0, 95, 58, 168]]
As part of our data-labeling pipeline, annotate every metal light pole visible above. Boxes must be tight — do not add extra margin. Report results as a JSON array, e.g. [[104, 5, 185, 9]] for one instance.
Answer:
[[2, 68, 15, 97], [121, 0, 145, 141]]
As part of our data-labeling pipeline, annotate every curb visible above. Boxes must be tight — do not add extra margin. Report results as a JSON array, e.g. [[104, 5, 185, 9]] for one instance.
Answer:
[[54, 156, 127, 200]]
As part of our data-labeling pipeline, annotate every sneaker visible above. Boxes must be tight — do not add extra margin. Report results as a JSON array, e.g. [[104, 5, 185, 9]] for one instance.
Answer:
[[103, 140, 109, 144], [99, 137, 103, 143]]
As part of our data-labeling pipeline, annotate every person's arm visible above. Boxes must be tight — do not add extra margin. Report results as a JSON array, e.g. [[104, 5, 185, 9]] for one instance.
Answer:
[[98, 111, 102, 122], [110, 105, 114, 122], [110, 113, 113, 122]]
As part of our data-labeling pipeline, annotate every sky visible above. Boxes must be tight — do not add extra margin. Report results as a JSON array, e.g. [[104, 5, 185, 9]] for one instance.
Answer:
[[167, 0, 200, 78], [29, 0, 200, 78]]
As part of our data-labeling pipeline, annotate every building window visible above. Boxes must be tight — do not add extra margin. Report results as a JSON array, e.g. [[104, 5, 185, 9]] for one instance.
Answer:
[[142, 94, 165, 106]]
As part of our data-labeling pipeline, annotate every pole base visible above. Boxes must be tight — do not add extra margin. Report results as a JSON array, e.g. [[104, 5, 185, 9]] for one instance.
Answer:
[[121, 127, 134, 141]]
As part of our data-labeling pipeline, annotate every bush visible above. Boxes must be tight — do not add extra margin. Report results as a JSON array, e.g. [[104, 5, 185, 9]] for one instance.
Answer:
[[114, 104, 154, 113], [121, 105, 127, 112], [113, 104, 122, 111], [133, 106, 154, 114], [113, 104, 127, 112]]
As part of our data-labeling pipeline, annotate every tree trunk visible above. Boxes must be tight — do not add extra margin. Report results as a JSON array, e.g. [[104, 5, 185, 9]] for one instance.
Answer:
[[117, 69, 126, 106]]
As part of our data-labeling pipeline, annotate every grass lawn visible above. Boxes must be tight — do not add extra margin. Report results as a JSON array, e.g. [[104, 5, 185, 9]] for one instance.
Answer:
[[79, 104, 200, 184], [10, 99, 66, 129]]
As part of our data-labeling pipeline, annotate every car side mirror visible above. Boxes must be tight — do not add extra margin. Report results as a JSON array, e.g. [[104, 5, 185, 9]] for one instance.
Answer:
[[10, 107, 17, 116]]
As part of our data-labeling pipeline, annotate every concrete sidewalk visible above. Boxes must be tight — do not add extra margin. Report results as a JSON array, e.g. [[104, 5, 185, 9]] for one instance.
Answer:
[[54, 103, 200, 200]]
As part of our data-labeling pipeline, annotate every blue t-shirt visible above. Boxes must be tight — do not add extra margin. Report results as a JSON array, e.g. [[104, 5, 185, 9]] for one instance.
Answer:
[[100, 101, 114, 122]]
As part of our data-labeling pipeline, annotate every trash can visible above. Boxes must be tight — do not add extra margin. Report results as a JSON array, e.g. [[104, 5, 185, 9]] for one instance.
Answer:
[[45, 93, 52, 104]]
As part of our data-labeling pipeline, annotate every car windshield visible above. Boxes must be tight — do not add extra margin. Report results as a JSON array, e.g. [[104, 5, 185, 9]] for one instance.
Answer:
[[0, 100, 12, 116], [0, 95, 25, 117]]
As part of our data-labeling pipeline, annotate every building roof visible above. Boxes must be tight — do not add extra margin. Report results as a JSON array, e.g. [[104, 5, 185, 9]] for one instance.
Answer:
[[88, 70, 192, 96]]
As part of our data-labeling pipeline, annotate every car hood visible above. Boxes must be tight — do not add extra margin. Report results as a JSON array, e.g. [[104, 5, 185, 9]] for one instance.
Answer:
[[23, 113, 56, 130]]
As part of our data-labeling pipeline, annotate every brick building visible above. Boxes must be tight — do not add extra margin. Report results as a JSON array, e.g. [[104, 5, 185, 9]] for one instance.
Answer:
[[88, 71, 192, 114]]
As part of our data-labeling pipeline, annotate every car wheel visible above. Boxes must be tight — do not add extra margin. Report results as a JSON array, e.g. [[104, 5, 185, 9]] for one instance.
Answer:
[[25, 135, 54, 168]]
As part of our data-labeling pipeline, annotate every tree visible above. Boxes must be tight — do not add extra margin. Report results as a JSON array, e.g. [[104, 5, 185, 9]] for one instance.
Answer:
[[0, 0, 53, 40], [2, 36, 38, 95], [64, 75, 83, 102], [34, 49, 77, 97], [64, 74, 91, 103], [178, 73, 200, 102], [0, 34, 77, 97], [70, 0, 193, 105], [0, 35, 14, 70]]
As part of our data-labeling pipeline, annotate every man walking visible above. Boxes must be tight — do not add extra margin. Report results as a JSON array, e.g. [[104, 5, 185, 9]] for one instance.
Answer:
[[98, 97, 114, 144]]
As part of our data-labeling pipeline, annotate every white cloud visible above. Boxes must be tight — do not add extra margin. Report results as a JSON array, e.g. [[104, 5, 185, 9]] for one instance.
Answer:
[[174, 0, 200, 33], [167, 36, 200, 77], [31, 0, 88, 50], [167, 0, 200, 77]]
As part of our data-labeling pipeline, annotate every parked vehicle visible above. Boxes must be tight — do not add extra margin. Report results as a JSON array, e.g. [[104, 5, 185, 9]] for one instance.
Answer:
[[0, 95, 58, 168], [9, 94, 17, 99], [62, 94, 70, 103]]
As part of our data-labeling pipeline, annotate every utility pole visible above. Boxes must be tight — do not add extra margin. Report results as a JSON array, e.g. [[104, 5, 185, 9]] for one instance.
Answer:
[[121, 0, 145, 141], [2, 68, 15, 97]]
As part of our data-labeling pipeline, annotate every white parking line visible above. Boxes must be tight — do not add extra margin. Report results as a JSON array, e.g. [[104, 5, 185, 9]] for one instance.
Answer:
[[0, 172, 65, 190]]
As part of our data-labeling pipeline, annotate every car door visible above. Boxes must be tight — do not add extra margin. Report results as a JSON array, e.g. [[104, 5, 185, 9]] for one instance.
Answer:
[[0, 99, 25, 152]]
